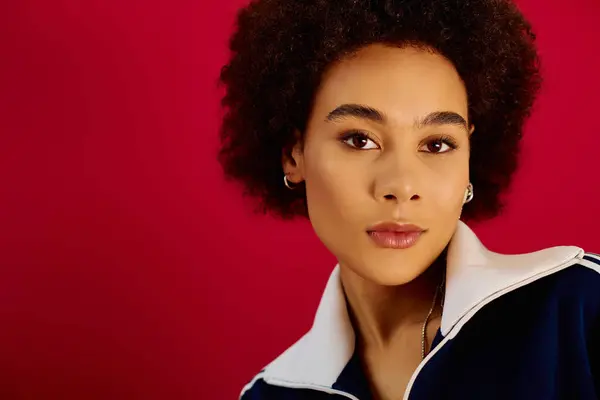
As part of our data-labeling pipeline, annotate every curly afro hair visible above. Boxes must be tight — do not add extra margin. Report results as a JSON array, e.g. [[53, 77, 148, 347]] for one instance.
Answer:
[[218, 0, 541, 221]]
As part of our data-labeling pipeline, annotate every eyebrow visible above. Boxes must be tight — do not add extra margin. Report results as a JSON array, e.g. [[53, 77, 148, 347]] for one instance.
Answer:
[[326, 104, 385, 123], [325, 103, 468, 130], [417, 111, 468, 130]]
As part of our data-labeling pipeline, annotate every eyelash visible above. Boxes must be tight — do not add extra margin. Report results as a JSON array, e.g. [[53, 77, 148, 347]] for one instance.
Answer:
[[339, 131, 459, 153]]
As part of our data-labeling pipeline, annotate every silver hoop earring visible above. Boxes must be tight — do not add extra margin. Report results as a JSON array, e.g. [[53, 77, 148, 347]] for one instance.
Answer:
[[464, 183, 474, 204], [284, 175, 296, 190]]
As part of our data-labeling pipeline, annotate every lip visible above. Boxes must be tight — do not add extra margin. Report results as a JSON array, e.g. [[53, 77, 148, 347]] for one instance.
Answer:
[[366, 222, 425, 249]]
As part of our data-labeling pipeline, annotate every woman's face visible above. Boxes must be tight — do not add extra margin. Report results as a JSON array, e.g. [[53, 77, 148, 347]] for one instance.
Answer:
[[284, 44, 472, 286]]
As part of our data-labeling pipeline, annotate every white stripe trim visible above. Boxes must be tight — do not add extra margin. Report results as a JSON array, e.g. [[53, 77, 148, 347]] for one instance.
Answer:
[[241, 220, 586, 398], [402, 254, 584, 400], [579, 258, 600, 274], [240, 372, 362, 400], [263, 378, 361, 400]]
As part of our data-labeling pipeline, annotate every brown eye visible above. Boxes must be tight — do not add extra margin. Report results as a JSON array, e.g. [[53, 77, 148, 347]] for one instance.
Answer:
[[419, 136, 457, 154], [341, 132, 379, 150], [351, 135, 368, 148], [427, 139, 445, 153]]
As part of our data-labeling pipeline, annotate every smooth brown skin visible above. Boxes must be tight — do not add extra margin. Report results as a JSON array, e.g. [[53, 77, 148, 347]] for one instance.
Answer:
[[283, 44, 474, 400]]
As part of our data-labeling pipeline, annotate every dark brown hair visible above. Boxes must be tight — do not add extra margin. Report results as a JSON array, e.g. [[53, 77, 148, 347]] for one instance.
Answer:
[[218, 0, 541, 221]]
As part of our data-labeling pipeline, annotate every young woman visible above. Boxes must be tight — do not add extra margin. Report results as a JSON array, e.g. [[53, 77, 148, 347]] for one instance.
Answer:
[[218, 0, 600, 398]]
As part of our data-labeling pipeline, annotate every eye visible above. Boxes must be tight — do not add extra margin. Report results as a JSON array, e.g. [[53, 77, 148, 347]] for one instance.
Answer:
[[420, 136, 458, 154], [340, 132, 380, 150]]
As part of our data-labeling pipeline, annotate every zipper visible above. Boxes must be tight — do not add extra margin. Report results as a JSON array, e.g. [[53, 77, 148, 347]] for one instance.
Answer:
[[401, 252, 584, 400]]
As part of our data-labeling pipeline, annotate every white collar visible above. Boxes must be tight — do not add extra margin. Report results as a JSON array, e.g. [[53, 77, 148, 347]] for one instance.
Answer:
[[261, 221, 584, 389]]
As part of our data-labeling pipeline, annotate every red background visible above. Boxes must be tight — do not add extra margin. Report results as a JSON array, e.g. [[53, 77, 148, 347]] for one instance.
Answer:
[[1, 1, 599, 398]]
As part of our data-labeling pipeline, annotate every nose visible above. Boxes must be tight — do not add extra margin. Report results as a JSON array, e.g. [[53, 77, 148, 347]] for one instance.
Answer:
[[373, 153, 422, 204]]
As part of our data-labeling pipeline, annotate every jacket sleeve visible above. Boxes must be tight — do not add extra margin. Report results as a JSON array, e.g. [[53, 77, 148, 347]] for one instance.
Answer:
[[585, 253, 600, 395], [581, 253, 600, 395], [590, 310, 600, 395]]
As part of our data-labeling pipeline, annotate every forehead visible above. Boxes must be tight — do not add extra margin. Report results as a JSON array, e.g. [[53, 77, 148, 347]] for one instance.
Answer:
[[312, 44, 469, 125]]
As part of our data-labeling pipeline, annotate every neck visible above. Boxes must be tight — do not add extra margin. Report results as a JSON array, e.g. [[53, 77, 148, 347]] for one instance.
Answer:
[[340, 253, 445, 350]]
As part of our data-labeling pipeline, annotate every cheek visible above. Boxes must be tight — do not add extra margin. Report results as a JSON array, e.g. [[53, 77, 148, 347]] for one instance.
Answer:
[[303, 148, 368, 219], [422, 157, 469, 212], [431, 176, 465, 206], [300, 145, 375, 256]]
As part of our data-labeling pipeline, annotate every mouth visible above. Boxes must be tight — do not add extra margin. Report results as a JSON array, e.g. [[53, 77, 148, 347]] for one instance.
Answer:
[[366, 222, 426, 250]]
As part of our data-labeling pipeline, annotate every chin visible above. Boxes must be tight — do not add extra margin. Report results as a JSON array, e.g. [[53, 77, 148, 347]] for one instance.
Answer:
[[368, 268, 425, 287], [352, 254, 429, 287]]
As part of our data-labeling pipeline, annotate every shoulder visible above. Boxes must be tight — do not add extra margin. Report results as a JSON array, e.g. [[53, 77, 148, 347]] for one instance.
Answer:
[[239, 372, 271, 400], [239, 265, 357, 398], [552, 252, 600, 297], [239, 370, 333, 400], [578, 252, 600, 275], [537, 252, 600, 321], [238, 333, 318, 399]]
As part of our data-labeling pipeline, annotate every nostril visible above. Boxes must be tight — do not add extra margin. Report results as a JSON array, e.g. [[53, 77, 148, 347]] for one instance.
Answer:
[[381, 193, 420, 201]]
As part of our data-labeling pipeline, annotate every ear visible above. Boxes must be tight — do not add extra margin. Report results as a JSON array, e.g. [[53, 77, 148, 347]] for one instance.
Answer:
[[468, 124, 475, 136], [281, 130, 305, 184]]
